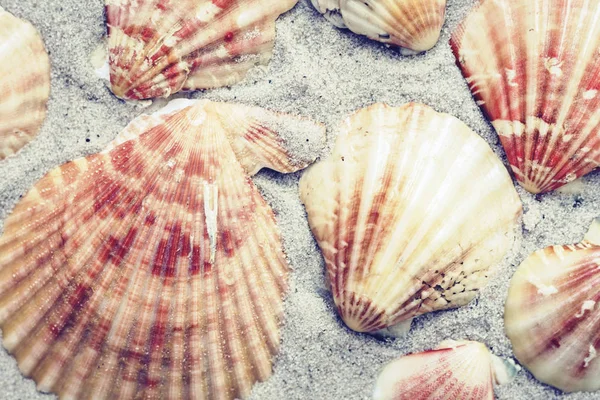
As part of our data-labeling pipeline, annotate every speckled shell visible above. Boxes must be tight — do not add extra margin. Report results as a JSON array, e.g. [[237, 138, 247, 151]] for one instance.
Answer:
[[373, 340, 516, 400], [0, 7, 50, 160], [505, 219, 600, 392], [299, 103, 522, 335], [0, 99, 324, 399], [310, 0, 446, 54], [105, 0, 298, 100], [450, 0, 600, 194]]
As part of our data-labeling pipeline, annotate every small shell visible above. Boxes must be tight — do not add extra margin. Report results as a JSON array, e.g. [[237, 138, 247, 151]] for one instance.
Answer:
[[505, 219, 600, 392], [373, 340, 518, 400], [311, 0, 447, 54], [450, 0, 600, 193], [0, 99, 324, 399], [0, 7, 50, 160], [105, 0, 298, 100], [299, 103, 522, 335]]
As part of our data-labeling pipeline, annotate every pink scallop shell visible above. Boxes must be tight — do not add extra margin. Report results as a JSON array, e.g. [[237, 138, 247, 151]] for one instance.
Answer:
[[505, 219, 600, 392], [451, 0, 600, 193], [0, 99, 324, 399], [0, 7, 50, 159], [373, 340, 515, 400], [105, 0, 298, 100]]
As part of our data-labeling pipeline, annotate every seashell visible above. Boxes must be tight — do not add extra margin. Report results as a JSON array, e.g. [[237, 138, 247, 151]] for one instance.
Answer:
[[373, 340, 518, 400], [310, 0, 447, 54], [450, 0, 600, 194], [0, 99, 324, 399], [299, 103, 522, 335], [505, 218, 600, 392], [0, 7, 50, 160], [105, 0, 298, 100]]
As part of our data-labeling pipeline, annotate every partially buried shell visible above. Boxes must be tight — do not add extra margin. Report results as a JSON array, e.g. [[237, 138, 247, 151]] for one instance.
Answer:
[[0, 7, 50, 160], [310, 0, 447, 54], [451, 0, 600, 194], [299, 103, 522, 335], [105, 0, 298, 100], [505, 218, 600, 392], [0, 99, 325, 399], [373, 340, 518, 400]]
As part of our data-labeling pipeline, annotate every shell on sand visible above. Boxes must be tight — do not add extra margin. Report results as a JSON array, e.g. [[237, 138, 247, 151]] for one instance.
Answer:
[[310, 0, 446, 54], [299, 103, 522, 335], [505, 219, 600, 392], [0, 99, 324, 399], [105, 0, 298, 100], [451, 0, 600, 194], [373, 340, 518, 400], [0, 6, 50, 160]]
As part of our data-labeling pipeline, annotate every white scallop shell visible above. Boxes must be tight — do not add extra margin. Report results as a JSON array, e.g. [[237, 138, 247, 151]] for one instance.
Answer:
[[300, 103, 522, 335]]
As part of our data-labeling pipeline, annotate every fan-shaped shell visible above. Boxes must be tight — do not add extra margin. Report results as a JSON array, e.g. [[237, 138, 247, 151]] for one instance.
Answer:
[[505, 219, 600, 392], [450, 0, 600, 194], [0, 99, 324, 399], [311, 0, 446, 54], [299, 103, 522, 335], [373, 340, 517, 400], [105, 0, 298, 100], [0, 7, 50, 160]]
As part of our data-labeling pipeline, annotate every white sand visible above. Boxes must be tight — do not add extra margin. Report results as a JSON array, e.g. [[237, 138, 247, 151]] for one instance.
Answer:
[[0, 0, 599, 399]]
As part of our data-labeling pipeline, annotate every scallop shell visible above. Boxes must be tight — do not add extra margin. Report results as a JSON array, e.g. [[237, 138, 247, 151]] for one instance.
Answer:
[[0, 7, 50, 160], [450, 0, 600, 194], [505, 219, 600, 392], [310, 0, 447, 54], [299, 103, 522, 335], [105, 0, 297, 100], [0, 99, 324, 399], [373, 340, 518, 400]]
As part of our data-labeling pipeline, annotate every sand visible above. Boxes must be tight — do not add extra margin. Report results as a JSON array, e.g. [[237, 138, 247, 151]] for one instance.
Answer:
[[0, 0, 599, 399]]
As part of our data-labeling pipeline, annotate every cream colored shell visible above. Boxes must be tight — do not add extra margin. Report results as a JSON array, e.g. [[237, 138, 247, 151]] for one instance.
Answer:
[[300, 103, 522, 335]]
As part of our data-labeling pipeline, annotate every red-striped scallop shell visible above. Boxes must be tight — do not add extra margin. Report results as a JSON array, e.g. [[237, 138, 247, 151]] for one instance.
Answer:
[[451, 0, 600, 194], [105, 0, 298, 100], [299, 103, 522, 335], [373, 340, 517, 400], [505, 219, 600, 392], [0, 99, 324, 399], [310, 0, 446, 54], [0, 7, 50, 160]]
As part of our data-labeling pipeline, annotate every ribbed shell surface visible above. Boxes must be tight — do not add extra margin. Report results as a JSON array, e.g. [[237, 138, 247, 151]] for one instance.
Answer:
[[0, 100, 325, 399], [0, 7, 50, 160], [505, 220, 600, 392], [451, 0, 600, 193], [310, 0, 446, 53], [373, 341, 497, 400], [299, 103, 522, 334], [105, 0, 298, 99]]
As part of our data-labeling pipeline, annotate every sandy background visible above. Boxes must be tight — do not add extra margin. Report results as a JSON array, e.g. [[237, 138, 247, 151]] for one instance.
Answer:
[[0, 0, 599, 399]]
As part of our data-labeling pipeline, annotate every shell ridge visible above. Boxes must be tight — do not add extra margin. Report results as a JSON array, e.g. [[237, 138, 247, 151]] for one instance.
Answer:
[[371, 114, 477, 311]]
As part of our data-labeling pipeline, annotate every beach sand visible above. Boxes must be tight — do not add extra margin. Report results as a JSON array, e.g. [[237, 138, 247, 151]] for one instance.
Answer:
[[0, 0, 599, 399]]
